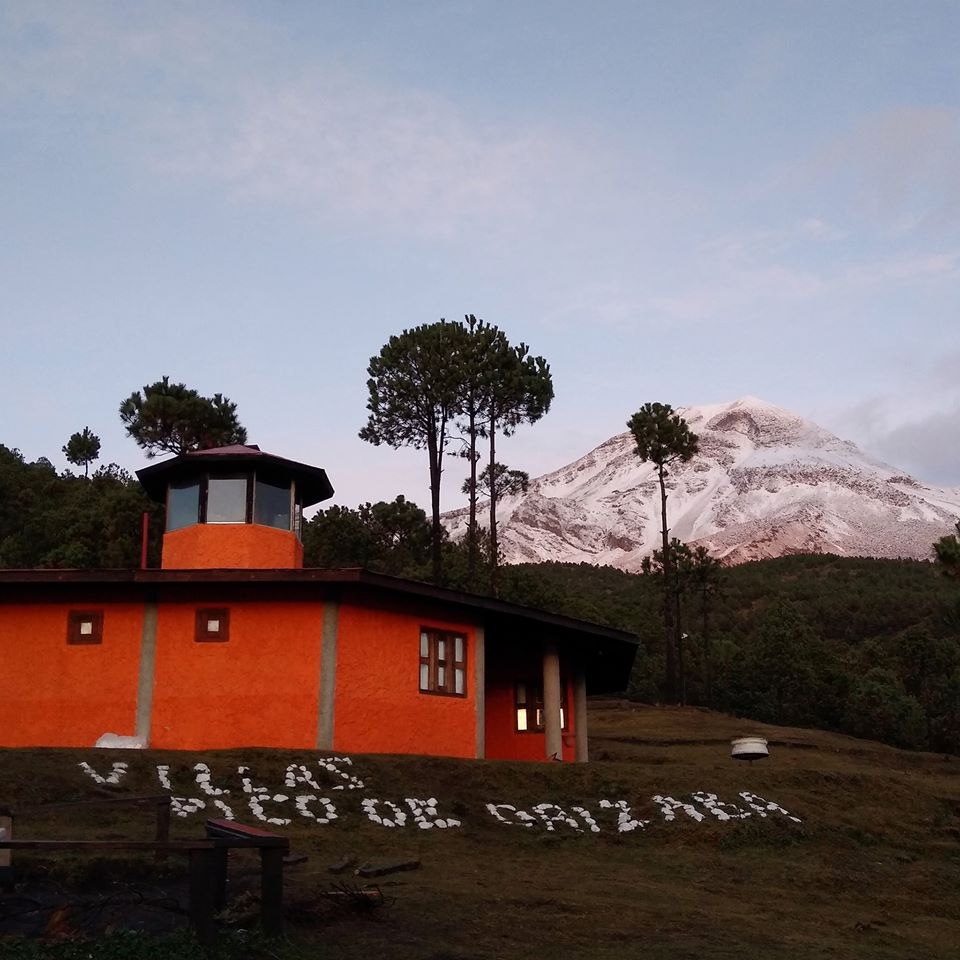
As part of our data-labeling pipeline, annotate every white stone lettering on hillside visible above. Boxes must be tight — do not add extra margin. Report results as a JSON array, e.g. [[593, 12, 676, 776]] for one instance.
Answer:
[[598, 799, 649, 833], [692, 791, 748, 821], [571, 805, 601, 833], [193, 763, 235, 820], [78, 761, 128, 785], [361, 798, 407, 828], [316, 757, 365, 791], [294, 795, 338, 824], [155, 765, 206, 819], [239, 765, 291, 826], [652, 795, 706, 822], [404, 798, 461, 830], [532, 803, 582, 832], [73, 760, 804, 832], [739, 791, 802, 823], [484, 803, 538, 827]]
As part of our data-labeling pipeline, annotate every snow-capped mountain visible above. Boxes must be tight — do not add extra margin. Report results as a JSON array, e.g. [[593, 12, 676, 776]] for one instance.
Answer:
[[443, 397, 960, 570]]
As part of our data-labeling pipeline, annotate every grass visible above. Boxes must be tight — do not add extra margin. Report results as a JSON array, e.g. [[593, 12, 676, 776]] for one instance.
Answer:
[[2, 702, 959, 959]]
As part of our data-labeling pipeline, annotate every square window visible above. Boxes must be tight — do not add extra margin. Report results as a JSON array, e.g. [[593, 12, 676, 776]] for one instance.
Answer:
[[418, 628, 467, 697], [67, 611, 103, 645], [196, 608, 230, 642]]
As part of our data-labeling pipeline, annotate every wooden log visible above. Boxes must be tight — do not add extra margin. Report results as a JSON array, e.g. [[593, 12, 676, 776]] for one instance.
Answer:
[[356, 859, 421, 878], [0, 839, 214, 851], [327, 854, 358, 875]]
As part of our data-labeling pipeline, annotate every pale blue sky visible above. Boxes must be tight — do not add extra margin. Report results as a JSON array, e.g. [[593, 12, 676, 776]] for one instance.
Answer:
[[2, 1, 958, 511]]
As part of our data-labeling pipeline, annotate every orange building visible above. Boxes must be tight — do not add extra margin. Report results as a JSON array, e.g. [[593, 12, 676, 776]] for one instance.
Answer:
[[0, 445, 637, 761]]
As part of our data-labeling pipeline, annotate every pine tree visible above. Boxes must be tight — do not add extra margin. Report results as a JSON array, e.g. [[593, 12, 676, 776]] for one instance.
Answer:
[[934, 521, 960, 580], [62, 427, 101, 478], [484, 338, 552, 593], [360, 321, 471, 582], [627, 402, 699, 703], [119, 377, 246, 457]]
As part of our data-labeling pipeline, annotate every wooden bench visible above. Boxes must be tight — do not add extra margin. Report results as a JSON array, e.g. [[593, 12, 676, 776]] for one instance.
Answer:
[[0, 817, 290, 945]]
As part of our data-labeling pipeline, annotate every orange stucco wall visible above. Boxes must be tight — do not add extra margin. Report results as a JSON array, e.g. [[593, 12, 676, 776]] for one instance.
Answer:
[[333, 603, 477, 758], [0, 603, 143, 747], [484, 646, 577, 762], [161, 523, 303, 569], [149, 601, 323, 749]]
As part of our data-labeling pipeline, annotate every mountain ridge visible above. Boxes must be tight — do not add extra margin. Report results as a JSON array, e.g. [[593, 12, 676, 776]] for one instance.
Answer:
[[444, 396, 960, 570]]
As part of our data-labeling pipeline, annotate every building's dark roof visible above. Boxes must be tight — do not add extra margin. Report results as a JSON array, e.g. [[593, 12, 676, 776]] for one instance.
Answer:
[[0, 567, 638, 692], [136, 445, 334, 507]]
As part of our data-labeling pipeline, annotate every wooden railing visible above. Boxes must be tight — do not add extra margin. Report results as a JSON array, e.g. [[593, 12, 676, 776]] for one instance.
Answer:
[[0, 809, 290, 945]]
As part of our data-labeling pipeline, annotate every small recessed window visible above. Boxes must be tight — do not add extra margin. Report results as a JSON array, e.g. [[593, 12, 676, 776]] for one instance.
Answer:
[[67, 611, 103, 645], [196, 608, 230, 642]]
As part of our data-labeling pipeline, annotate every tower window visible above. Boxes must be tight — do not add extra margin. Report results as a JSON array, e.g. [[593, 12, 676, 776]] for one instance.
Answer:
[[167, 479, 200, 531], [205, 476, 249, 523]]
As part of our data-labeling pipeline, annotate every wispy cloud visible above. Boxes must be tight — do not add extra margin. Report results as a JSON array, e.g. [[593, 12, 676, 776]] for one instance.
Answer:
[[149, 77, 581, 238], [0, 3, 596, 239]]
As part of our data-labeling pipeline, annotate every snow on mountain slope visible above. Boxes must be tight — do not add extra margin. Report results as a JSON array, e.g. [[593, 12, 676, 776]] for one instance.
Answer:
[[443, 397, 960, 570]]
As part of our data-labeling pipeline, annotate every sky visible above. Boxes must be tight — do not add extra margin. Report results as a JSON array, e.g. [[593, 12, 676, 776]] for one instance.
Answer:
[[2, 0, 959, 514]]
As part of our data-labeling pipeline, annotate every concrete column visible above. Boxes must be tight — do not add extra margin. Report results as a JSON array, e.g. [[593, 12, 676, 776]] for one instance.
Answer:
[[542, 642, 562, 761], [574, 668, 589, 762], [474, 625, 485, 759], [135, 601, 159, 744], [316, 601, 340, 750]]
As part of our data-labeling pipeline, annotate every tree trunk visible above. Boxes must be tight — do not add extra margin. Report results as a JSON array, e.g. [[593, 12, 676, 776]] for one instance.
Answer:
[[466, 405, 478, 582], [488, 408, 499, 596], [702, 583, 712, 708], [427, 425, 443, 584], [675, 585, 685, 705], [658, 463, 677, 703]]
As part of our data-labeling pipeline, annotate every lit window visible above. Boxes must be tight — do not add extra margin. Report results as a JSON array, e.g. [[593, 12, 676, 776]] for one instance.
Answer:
[[196, 608, 230, 642], [67, 611, 103, 645], [515, 680, 568, 733], [419, 629, 466, 697]]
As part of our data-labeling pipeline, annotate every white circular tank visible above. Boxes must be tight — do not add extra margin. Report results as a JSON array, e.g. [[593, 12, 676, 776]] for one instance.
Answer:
[[731, 736, 769, 762]]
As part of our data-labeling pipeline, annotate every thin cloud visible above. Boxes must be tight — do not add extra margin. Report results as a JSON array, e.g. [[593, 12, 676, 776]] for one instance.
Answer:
[[148, 77, 581, 238], [1, 3, 597, 239]]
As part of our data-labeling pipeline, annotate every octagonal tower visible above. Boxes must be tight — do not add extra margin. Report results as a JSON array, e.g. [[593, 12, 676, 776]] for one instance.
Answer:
[[137, 444, 333, 569]]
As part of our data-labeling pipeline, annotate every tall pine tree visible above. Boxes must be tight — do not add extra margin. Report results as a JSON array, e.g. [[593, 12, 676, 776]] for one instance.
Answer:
[[628, 402, 698, 703]]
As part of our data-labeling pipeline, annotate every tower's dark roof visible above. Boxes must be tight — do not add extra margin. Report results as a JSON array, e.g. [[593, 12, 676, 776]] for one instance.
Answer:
[[136, 445, 334, 507]]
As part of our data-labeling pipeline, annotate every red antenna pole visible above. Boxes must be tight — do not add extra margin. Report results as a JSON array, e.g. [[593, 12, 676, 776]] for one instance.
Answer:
[[140, 512, 149, 570]]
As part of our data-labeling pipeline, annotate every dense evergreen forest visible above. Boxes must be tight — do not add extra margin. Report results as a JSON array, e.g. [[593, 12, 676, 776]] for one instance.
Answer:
[[3, 443, 958, 754]]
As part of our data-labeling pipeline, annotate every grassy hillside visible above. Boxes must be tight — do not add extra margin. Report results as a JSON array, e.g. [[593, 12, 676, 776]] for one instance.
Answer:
[[2, 702, 959, 959]]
